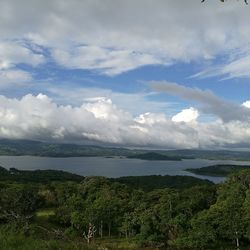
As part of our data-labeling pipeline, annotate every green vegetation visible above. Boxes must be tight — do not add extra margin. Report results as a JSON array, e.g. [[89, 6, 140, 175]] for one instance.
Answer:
[[112, 175, 213, 192], [36, 209, 55, 218], [0, 166, 212, 190], [186, 164, 250, 176], [1, 165, 250, 249], [0, 166, 84, 183]]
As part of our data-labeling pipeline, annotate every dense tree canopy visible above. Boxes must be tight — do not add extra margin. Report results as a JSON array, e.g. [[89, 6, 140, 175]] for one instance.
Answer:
[[1, 168, 250, 249]]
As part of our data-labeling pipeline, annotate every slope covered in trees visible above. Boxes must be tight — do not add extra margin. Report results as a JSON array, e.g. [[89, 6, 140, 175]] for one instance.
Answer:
[[0, 166, 84, 183], [0, 168, 250, 249], [186, 164, 250, 176], [112, 175, 213, 191]]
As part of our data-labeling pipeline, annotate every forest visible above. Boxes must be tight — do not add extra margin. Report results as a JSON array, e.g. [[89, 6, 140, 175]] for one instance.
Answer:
[[186, 164, 250, 177], [0, 167, 250, 249]]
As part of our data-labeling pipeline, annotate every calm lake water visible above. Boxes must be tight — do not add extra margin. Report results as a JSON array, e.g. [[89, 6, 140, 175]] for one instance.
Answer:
[[1, 156, 250, 183]]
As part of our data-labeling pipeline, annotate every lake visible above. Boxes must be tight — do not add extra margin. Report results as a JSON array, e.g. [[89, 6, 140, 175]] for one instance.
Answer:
[[1, 156, 250, 183]]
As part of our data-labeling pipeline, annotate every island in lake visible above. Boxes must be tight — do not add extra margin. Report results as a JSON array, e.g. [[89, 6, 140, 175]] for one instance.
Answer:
[[126, 152, 184, 161]]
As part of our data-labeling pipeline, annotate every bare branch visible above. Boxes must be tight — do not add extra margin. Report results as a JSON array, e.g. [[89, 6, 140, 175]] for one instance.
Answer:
[[202, 0, 248, 4]]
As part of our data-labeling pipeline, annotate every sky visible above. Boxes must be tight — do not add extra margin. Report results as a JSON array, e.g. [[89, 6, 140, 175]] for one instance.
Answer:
[[0, 0, 250, 149]]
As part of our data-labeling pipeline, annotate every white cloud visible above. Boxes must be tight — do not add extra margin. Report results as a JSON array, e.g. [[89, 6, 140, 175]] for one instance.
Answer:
[[222, 55, 250, 79], [0, 40, 45, 87], [0, 93, 196, 148], [192, 53, 250, 80], [0, 93, 250, 149], [1, 0, 250, 76], [52, 45, 164, 76], [172, 107, 199, 123], [0, 41, 44, 69], [243, 101, 250, 108], [0, 69, 32, 88], [135, 112, 167, 126]]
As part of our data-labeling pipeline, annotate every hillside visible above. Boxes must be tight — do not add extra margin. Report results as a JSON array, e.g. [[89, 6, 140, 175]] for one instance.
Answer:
[[186, 164, 250, 177], [1, 139, 250, 161]]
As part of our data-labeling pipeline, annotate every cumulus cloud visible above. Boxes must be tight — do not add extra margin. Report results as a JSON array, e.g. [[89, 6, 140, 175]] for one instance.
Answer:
[[242, 100, 250, 108], [0, 93, 250, 149], [172, 107, 199, 123], [0, 93, 198, 148]]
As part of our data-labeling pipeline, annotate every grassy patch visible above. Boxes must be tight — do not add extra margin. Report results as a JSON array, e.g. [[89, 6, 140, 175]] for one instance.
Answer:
[[36, 209, 55, 218]]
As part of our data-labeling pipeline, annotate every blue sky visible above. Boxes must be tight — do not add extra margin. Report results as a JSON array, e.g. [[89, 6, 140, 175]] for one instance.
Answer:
[[0, 0, 250, 149], [3, 52, 249, 112]]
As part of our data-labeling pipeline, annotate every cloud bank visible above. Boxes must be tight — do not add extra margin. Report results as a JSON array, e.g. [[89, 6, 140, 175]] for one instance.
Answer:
[[0, 91, 250, 149]]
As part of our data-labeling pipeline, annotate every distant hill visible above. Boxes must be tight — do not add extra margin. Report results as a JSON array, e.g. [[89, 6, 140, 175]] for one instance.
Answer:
[[186, 164, 250, 177], [0, 139, 187, 159], [0, 139, 132, 157], [127, 152, 183, 161], [172, 149, 250, 161], [0, 138, 250, 160]]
